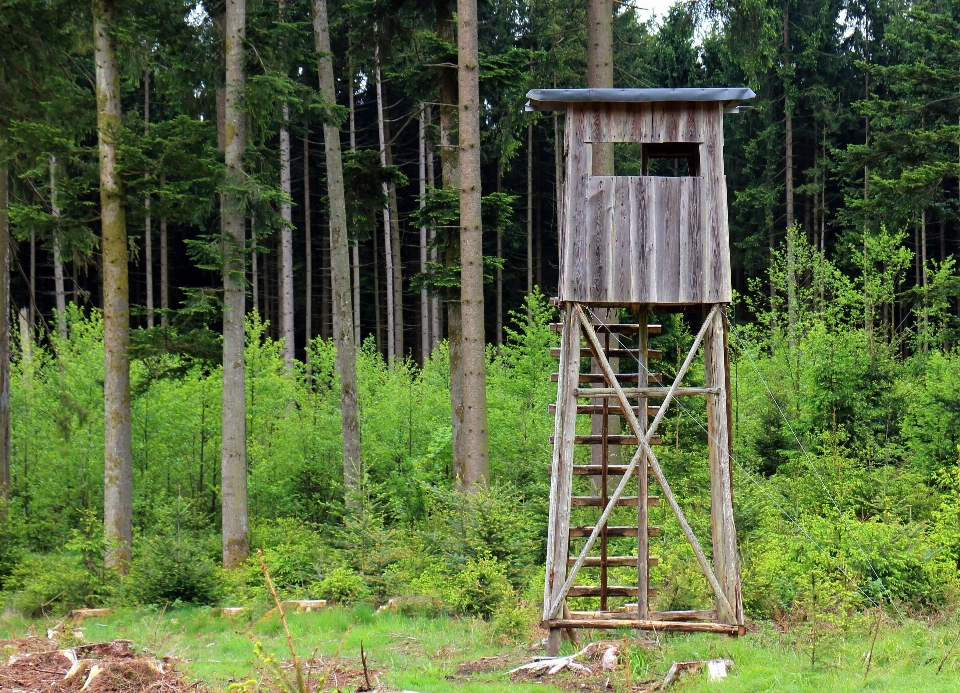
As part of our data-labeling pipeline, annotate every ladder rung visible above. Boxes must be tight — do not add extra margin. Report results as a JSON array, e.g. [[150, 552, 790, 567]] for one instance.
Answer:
[[550, 323, 662, 335], [567, 586, 658, 598], [569, 526, 659, 538], [552, 373, 663, 384], [549, 347, 663, 360], [549, 404, 660, 416], [551, 435, 661, 445], [567, 556, 658, 567], [571, 496, 660, 507], [572, 464, 652, 476]]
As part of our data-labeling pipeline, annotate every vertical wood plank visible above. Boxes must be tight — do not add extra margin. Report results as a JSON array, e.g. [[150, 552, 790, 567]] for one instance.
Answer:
[[655, 178, 681, 302], [563, 108, 588, 301], [679, 178, 705, 303], [664, 104, 680, 142], [544, 304, 580, 635], [613, 176, 633, 300], [637, 307, 649, 617], [637, 177, 656, 302], [585, 176, 614, 302], [701, 104, 730, 303]]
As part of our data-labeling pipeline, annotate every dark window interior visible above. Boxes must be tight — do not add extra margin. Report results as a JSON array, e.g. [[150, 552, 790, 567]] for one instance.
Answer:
[[610, 141, 701, 177]]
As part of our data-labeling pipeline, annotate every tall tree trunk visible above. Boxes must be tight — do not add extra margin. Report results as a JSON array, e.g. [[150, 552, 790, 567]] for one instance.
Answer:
[[321, 216, 331, 338], [437, 0, 464, 476], [527, 121, 533, 298], [304, 132, 312, 350], [0, 165, 10, 501], [160, 174, 169, 326], [554, 110, 563, 256], [221, 0, 249, 569], [495, 168, 502, 348], [586, 0, 619, 482], [374, 40, 395, 365], [419, 106, 430, 363], [50, 156, 67, 339], [347, 47, 361, 348], [921, 209, 928, 349], [427, 106, 440, 352], [385, 116, 404, 360], [374, 223, 382, 351], [457, 0, 488, 490], [313, 0, 362, 503], [94, 0, 132, 572], [251, 214, 258, 313], [144, 70, 154, 329], [29, 227, 35, 330], [279, 104, 295, 369], [783, 1, 796, 347]]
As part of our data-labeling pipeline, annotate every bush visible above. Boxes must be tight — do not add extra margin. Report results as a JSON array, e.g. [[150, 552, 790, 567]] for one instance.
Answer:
[[317, 567, 370, 603], [6, 552, 111, 617], [129, 533, 220, 605], [452, 557, 514, 617]]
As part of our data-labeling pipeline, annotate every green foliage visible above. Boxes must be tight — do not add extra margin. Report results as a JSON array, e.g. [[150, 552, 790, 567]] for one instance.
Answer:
[[317, 567, 370, 604]]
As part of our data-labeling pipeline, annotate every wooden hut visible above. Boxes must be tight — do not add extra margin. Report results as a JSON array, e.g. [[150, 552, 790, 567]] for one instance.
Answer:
[[528, 87, 755, 654]]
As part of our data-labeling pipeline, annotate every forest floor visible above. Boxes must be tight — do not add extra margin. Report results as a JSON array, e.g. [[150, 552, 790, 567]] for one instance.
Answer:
[[2, 606, 960, 692]]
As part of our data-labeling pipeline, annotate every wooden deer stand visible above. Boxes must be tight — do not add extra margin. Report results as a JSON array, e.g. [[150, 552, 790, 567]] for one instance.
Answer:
[[528, 88, 755, 654]]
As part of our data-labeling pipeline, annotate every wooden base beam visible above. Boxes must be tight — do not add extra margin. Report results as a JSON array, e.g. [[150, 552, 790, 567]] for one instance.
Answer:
[[542, 618, 744, 635]]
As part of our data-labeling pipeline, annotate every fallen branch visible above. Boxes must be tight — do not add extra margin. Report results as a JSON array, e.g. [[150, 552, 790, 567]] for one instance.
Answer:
[[508, 642, 596, 676]]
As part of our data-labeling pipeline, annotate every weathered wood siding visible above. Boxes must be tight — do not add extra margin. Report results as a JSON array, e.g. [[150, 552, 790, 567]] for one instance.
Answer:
[[559, 102, 731, 305]]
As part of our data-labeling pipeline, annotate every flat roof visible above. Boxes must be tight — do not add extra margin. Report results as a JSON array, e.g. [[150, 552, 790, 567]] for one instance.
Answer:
[[526, 87, 756, 112]]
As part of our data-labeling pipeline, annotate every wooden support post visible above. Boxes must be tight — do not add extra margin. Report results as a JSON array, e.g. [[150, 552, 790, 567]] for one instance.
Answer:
[[547, 305, 735, 622], [637, 306, 649, 618], [704, 307, 743, 625], [544, 303, 579, 655]]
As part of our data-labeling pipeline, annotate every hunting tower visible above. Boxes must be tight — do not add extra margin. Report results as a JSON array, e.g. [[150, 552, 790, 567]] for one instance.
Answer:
[[528, 87, 755, 653]]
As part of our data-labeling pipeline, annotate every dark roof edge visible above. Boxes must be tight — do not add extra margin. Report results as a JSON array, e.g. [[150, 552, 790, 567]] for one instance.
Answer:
[[525, 87, 756, 111]]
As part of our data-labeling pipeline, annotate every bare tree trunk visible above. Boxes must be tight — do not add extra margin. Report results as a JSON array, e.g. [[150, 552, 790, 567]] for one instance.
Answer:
[[385, 116, 404, 361], [313, 0, 362, 503], [347, 49, 361, 348], [783, 1, 796, 346], [437, 0, 464, 475], [279, 104, 295, 369], [0, 165, 10, 501], [251, 214, 258, 313], [427, 105, 440, 352], [374, 224, 382, 352], [921, 209, 928, 349], [375, 41, 395, 365], [304, 132, 312, 349], [527, 121, 533, 298], [50, 156, 67, 339], [144, 70, 154, 329], [321, 216, 331, 338], [495, 169, 502, 348], [160, 174, 169, 326], [586, 0, 620, 487], [457, 0, 489, 490], [29, 227, 35, 330], [419, 106, 430, 363], [221, 0, 249, 569], [94, 0, 132, 572]]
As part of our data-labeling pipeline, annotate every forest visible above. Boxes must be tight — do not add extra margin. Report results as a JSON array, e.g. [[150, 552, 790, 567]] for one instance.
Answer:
[[1, 0, 960, 689]]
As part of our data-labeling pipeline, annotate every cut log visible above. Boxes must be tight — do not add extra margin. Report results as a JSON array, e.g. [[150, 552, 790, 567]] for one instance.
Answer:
[[543, 619, 742, 635], [549, 347, 663, 360], [66, 609, 113, 620], [567, 586, 656, 598], [280, 599, 328, 612], [574, 386, 719, 397], [551, 434, 661, 445], [553, 372, 662, 384], [549, 403, 660, 416], [567, 556, 658, 568], [550, 323, 662, 335]]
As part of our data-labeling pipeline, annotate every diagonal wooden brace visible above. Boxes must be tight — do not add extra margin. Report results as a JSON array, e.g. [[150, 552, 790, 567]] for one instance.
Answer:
[[547, 305, 735, 623]]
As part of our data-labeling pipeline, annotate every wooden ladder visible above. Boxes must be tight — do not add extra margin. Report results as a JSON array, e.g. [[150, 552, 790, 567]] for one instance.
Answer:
[[548, 314, 662, 614]]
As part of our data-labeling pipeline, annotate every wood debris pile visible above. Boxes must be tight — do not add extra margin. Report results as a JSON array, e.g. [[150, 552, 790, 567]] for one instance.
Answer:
[[0, 638, 204, 693]]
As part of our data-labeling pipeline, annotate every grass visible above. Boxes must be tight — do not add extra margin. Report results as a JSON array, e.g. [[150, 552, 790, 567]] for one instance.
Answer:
[[3, 605, 960, 691]]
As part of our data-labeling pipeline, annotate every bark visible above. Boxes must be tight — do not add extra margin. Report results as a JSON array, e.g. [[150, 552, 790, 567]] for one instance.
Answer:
[[457, 0, 489, 490], [783, 1, 796, 345], [304, 132, 312, 349], [94, 0, 132, 572], [527, 121, 533, 297], [374, 222, 382, 351], [160, 175, 169, 326], [50, 156, 67, 339], [221, 0, 249, 569], [385, 116, 404, 360], [427, 106, 440, 352], [554, 112, 563, 252], [419, 106, 430, 363], [587, 0, 613, 175], [375, 44, 395, 364], [321, 214, 331, 338], [348, 48, 361, 348], [495, 168, 502, 348], [279, 104, 295, 369], [29, 227, 35, 330], [437, 0, 464, 474], [313, 0, 362, 503], [144, 71, 154, 329], [251, 214, 258, 312], [0, 166, 10, 501]]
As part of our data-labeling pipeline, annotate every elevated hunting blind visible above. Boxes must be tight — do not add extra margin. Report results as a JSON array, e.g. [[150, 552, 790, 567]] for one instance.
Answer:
[[527, 87, 755, 653]]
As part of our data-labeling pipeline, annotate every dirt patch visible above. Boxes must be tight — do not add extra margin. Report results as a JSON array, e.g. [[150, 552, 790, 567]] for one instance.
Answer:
[[0, 637, 58, 656], [0, 638, 206, 693]]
